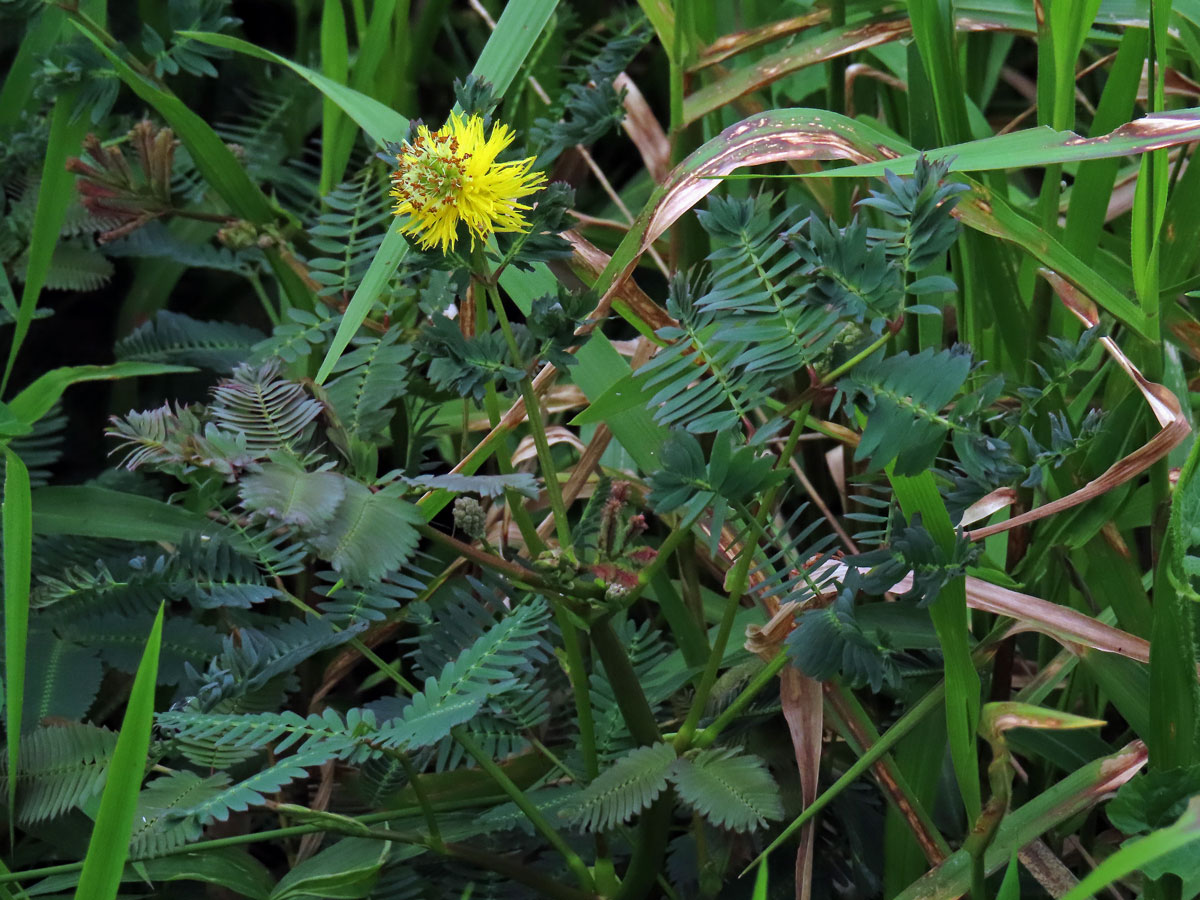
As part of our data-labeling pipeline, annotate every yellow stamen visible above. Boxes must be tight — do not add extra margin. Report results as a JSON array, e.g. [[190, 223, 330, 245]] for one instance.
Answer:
[[388, 112, 547, 254]]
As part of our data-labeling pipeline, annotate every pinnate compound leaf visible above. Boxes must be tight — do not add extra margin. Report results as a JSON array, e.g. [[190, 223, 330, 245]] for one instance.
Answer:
[[383, 471, 541, 500], [647, 430, 781, 551], [307, 480, 422, 582], [240, 464, 346, 530], [785, 571, 901, 692], [668, 747, 783, 832], [115, 310, 263, 374], [22, 630, 102, 722], [836, 346, 973, 475], [0, 722, 117, 824], [565, 741, 677, 832], [130, 770, 232, 856], [209, 361, 323, 455], [179, 744, 338, 825], [378, 598, 550, 751]]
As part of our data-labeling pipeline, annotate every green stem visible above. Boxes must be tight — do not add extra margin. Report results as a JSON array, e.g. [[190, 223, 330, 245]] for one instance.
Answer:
[[590, 619, 663, 746], [529, 734, 580, 782], [672, 532, 754, 751], [483, 382, 547, 554], [478, 268, 574, 552], [693, 652, 788, 748], [821, 330, 891, 384], [390, 749, 442, 851], [616, 792, 674, 900], [674, 410, 807, 751], [451, 727, 594, 893], [246, 272, 281, 326], [517, 374, 575, 550], [554, 603, 599, 781], [0, 797, 504, 885]]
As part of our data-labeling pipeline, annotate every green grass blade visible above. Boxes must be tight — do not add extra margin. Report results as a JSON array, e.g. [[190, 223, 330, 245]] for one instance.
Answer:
[[908, 0, 973, 144], [636, 0, 675, 62], [995, 854, 1021, 900], [315, 224, 410, 385], [1131, 0, 1171, 315], [352, 0, 398, 99], [750, 860, 768, 900], [469, 0, 559, 99], [73, 604, 165, 900], [1, 92, 88, 396], [182, 31, 410, 144], [31, 486, 234, 544], [799, 110, 1200, 178], [0, 9, 66, 125], [320, 0, 353, 194], [2, 448, 31, 834], [8, 363, 194, 426], [894, 741, 1147, 899], [957, 183, 1152, 339], [1149, 428, 1200, 770], [889, 471, 982, 822], [1063, 28, 1147, 263]]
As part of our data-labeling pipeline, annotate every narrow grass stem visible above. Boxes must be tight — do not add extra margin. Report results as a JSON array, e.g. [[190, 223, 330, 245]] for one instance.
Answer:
[[483, 382, 547, 554], [482, 277, 575, 551], [554, 603, 599, 780], [675, 409, 808, 750], [672, 530, 755, 751], [821, 330, 892, 384], [0, 798, 504, 885], [744, 681, 946, 874], [693, 651, 789, 748], [280, 590, 420, 694], [246, 272, 281, 327], [388, 749, 443, 851], [517, 374, 575, 550], [451, 726, 595, 893]]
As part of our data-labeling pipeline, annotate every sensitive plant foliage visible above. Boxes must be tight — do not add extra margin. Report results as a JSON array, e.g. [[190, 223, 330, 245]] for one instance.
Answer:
[[388, 112, 547, 253], [4, 2, 1200, 900]]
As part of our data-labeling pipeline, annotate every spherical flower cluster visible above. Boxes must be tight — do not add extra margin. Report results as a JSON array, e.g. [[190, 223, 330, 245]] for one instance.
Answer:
[[389, 112, 546, 254], [452, 496, 487, 540]]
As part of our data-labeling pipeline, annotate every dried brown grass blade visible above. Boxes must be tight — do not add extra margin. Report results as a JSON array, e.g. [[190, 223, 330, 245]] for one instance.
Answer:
[[691, 11, 830, 71], [781, 668, 823, 900], [886, 570, 1153, 665], [616, 73, 670, 182]]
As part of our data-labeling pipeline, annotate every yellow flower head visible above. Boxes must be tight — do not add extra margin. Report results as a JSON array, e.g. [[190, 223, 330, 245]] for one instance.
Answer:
[[389, 112, 547, 254]]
